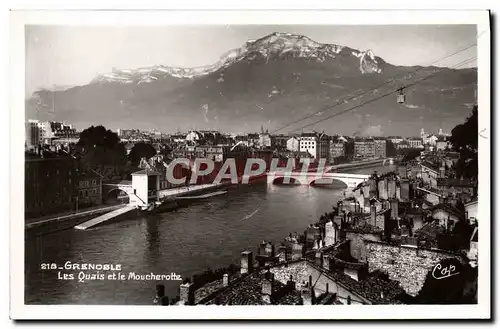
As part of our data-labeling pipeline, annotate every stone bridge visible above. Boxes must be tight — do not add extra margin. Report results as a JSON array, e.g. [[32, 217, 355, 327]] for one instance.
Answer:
[[266, 171, 370, 189], [102, 183, 148, 206]]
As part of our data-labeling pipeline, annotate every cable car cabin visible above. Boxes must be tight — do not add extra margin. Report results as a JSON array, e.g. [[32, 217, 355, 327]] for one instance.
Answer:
[[397, 87, 405, 103]]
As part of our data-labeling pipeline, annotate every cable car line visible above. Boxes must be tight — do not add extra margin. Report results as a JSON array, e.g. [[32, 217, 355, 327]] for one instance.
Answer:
[[287, 55, 476, 133], [271, 37, 481, 134]]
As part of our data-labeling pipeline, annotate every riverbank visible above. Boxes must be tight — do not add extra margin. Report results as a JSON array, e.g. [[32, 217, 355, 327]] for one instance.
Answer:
[[331, 158, 389, 172], [25, 204, 125, 230]]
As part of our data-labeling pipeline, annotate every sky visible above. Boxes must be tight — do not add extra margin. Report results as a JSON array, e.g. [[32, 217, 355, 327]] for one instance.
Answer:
[[25, 25, 478, 96]]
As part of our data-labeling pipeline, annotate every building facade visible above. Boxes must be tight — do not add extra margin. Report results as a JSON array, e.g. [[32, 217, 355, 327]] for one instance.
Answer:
[[77, 173, 103, 208], [300, 133, 318, 159], [25, 156, 76, 218], [374, 139, 387, 158], [286, 137, 300, 152], [299, 132, 329, 160], [408, 138, 423, 149], [354, 139, 375, 158], [329, 138, 346, 160]]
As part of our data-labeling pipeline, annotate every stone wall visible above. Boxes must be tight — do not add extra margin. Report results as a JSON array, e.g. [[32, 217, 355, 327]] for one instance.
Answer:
[[269, 261, 369, 304], [346, 232, 381, 262], [365, 241, 463, 297]]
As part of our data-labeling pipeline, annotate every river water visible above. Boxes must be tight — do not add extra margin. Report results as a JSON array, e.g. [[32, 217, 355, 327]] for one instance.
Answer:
[[25, 165, 394, 305]]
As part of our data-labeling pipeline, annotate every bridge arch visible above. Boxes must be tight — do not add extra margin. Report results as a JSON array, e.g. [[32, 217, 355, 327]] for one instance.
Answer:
[[270, 176, 303, 185], [309, 177, 349, 188], [105, 188, 131, 205]]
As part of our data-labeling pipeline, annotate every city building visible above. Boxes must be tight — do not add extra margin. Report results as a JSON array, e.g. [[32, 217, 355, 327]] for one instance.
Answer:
[[420, 128, 439, 146], [25, 119, 41, 149], [465, 200, 478, 225], [408, 138, 423, 149], [420, 161, 439, 187], [299, 132, 329, 160], [387, 136, 404, 145], [300, 132, 318, 159], [198, 145, 228, 162], [247, 133, 260, 147], [76, 172, 103, 208], [273, 135, 289, 150], [286, 137, 300, 152], [317, 133, 330, 162], [396, 140, 410, 150], [436, 136, 450, 151], [374, 138, 387, 158], [233, 135, 250, 147], [259, 131, 273, 149], [354, 138, 375, 158], [25, 155, 76, 218], [329, 136, 347, 161]]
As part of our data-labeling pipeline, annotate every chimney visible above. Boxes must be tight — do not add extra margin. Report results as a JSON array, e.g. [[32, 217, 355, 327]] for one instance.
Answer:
[[390, 198, 399, 220], [154, 284, 168, 305], [301, 287, 312, 305], [338, 201, 343, 215], [440, 167, 445, 178], [278, 244, 287, 263], [240, 251, 253, 274], [315, 250, 323, 267], [322, 254, 330, 271], [287, 275, 296, 291], [371, 205, 377, 226], [261, 271, 274, 304], [179, 282, 195, 305], [223, 273, 229, 287]]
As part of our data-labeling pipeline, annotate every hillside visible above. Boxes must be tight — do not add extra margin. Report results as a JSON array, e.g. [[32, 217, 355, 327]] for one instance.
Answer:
[[26, 32, 477, 136]]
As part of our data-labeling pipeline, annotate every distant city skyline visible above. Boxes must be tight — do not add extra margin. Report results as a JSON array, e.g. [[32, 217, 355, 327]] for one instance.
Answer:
[[26, 25, 477, 96]]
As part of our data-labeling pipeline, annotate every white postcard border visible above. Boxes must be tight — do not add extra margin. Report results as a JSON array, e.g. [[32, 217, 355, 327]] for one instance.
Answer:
[[9, 9, 491, 320]]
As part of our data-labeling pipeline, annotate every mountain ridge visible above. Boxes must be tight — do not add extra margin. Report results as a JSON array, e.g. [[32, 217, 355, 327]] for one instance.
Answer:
[[26, 32, 477, 136]]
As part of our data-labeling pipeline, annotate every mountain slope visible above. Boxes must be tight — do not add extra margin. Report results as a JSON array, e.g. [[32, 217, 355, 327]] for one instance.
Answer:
[[26, 32, 477, 136]]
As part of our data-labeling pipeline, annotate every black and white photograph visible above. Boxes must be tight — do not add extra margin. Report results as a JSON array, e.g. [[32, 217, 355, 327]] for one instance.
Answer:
[[9, 9, 491, 320]]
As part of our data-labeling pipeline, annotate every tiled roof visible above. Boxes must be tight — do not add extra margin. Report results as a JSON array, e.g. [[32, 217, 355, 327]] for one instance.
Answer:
[[414, 222, 445, 248], [345, 222, 383, 235], [421, 161, 439, 172], [202, 272, 301, 305], [437, 178, 476, 188], [310, 262, 407, 304], [131, 169, 161, 176], [430, 204, 465, 220]]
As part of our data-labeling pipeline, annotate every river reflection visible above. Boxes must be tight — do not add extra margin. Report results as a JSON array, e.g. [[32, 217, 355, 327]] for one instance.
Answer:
[[25, 165, 395, 304]]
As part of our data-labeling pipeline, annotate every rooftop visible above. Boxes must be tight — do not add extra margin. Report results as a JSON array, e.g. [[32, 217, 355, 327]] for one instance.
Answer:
[[430, 203, 465, 220], [309, 262, 407, 304], [131, 169, 161, 176], [437, 178, 476, 188], [202, 271, 301, 305]]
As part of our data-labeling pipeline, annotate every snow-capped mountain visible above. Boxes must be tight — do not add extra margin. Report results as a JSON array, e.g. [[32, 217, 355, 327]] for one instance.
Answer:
[[91, 32, 381, 84], [27, 32, 476, 136]]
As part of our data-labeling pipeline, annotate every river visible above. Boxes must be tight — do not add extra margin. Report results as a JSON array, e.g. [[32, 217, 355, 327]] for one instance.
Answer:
[[25, 164, 395, 305]]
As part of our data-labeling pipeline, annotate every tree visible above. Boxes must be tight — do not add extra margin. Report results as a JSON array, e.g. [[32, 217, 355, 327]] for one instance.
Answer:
[[76, 125, 126, 177], [129, 142, 157, 166], [450, 106, 478, 179], [416, 260, 477, 304], [450, 106, 478, 156], [401, 148, 421, 163], [386, 140, 398, 157]]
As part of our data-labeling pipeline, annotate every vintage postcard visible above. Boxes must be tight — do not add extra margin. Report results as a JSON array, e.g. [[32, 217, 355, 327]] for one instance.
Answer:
[[10, 10, 491, 320]]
